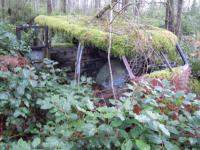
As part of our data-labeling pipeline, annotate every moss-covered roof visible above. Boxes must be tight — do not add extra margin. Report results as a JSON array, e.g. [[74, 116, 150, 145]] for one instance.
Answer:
[[35, 15, 178, 59]]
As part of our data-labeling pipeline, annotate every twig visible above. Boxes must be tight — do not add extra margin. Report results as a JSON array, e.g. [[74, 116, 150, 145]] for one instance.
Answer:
[[108, 0, 116, 100]]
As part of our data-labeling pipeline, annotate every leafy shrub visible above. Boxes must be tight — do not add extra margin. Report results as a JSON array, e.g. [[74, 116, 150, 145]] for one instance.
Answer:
[[0, 23, 30, 55], [0, 63, 200, 150]]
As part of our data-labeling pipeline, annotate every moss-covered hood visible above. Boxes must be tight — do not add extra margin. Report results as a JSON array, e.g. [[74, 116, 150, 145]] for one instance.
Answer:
[[34, 15, 178, 59]]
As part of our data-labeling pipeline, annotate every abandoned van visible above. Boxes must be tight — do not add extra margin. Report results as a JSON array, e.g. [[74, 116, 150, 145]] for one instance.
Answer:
[[16, 15, 188, 88]]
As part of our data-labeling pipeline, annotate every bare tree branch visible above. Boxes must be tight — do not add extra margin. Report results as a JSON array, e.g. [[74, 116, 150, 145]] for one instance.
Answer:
[[108, 0, 116, 99]]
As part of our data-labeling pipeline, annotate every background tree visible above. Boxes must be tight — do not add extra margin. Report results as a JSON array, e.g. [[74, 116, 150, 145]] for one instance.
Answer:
[[61, 0, 67, 13], [165, 0, 175, 32], [47, 0, 52, 14], [175, 0, 183, 38], [95, 0, 101, 11]]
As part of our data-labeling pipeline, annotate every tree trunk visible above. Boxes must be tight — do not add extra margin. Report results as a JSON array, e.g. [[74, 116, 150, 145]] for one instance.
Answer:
[[47, 0, 52, 14], [175, 0, 183, 38], [168, 0, 174, 32], [134, 0, 141, 16], [122, 0, 129, 11], [33, 0, 40, 14], [67, 0, 71, 13], [95, 0, 101, 10], [165, 0, 175, 32], [61, 0, 67, 13], [1, 0, 5, 20], [165, 1, 169, 29]]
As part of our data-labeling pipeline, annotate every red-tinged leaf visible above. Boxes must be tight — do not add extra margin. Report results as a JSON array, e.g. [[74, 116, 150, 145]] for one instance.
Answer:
[[133, 104, 141, 115], [150, 79, 163, 87]]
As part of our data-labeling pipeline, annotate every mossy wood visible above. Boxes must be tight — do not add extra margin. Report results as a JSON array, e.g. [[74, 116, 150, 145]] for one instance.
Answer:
[[35, 15, 178, 60]]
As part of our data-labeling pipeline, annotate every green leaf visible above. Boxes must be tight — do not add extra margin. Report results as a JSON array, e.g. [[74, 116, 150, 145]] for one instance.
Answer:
[[164, 141, 180, 150], [30, 79, 37, 87], [135, 114, 150, 123], [159, 124, 170, 137], [13, 139, 31, 150], [147, 134, 162, 144], [32, 137, 41, 148], [82, 123, 96, 136], [121, 140, 133, 150], [43, 136, 60, 148], [13, 109, 27, 118], [124, 99, 132, 110], [86, 99, 94, 110], [37, 98, 52, 110], [189, 138, 198, 145], [17, 86, 25, 95], [136, 140, 150, 150], [0, 92, 9, 100], [119, 129, 129, 139], [23, 69, 31, 78], [130, 127, 143, 138], [111, 118, 123, 127]]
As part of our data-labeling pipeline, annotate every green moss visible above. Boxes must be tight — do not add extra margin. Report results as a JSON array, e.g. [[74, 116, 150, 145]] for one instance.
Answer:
[[35, 15, 178, 59], [145, 67, 181, 80], [191, 59, 200, 77], [52, 42, 74, 48], [189, 79, 200, 95]]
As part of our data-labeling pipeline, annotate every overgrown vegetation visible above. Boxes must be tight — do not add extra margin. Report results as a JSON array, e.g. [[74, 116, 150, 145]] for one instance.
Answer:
[[0, 64, 200, 149], [0, 1, 200, 149], [0, 23, 30, 55]]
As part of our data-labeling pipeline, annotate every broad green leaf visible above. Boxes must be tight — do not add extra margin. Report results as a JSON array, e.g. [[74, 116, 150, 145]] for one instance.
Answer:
[[159, 124, 170, 137], [164, 141, 180, 150], [136, 140, 150, 150], [195, 111, 200, 117], [119, 129, 129, 139], [0, 92, 9, 100], [189, 138, 198, 145], [32, 137, 41, 148], [121, 140, 133, 150], [130, 127, 143, 138], [147, 134, 162, 144], [82, 123, 96, 136], [168, 126, 179, 135], [86, 99, 94, 110], [111, 118, 123, 127], [135, 114, 150, 123], [23, 69, 30, 78], [37, 99, 52, 110], [17, 86, 25, 95], [30, 79, 37, 87], [146, 110, 160, 120], [124, 99, 132, 110], [13, 139, 31, 150], [185, 93, 196, 101], [155, 86, 163, 92], [98, 124, 114, 135], [42, 136, 60, 148]]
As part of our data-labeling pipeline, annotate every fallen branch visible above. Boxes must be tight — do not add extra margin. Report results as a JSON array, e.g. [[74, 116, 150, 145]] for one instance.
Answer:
[[95, 0, 118, 19]]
